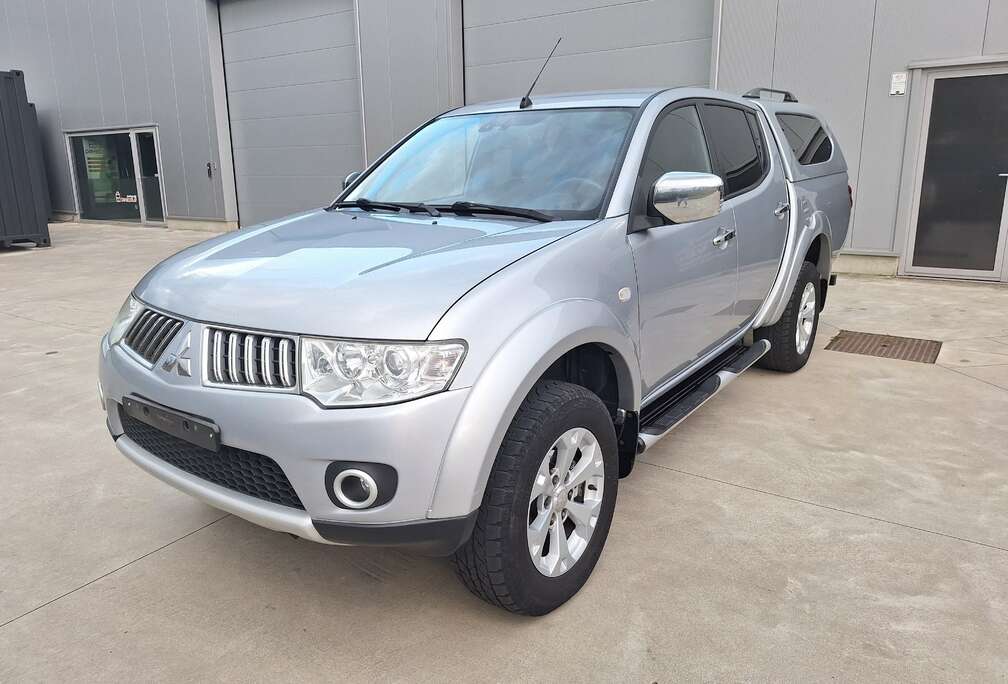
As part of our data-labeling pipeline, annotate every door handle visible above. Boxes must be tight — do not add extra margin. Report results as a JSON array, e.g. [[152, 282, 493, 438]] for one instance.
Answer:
[[774, 202, 789, 218], [712, 227, 735, 248]]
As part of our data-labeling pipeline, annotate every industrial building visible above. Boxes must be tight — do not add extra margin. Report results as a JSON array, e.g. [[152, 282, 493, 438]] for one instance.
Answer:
[[2, 0, 1006, 281]]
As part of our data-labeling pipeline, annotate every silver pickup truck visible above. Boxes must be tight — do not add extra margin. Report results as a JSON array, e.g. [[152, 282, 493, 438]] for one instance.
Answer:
[[99, 86, 849, 615]]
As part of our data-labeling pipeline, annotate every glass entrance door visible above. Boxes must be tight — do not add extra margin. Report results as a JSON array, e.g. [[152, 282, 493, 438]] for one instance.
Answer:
[[70, 133, 141, 221], [907, 68, 1008, 280], [69, 128, 166, 224]]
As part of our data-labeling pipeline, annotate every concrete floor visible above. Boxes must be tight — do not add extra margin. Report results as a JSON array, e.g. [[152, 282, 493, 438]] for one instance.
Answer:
[[2, 223, 1007, 681]]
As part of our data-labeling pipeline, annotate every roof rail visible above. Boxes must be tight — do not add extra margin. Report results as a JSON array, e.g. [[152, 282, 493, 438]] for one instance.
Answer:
[[743, 87, 798, 103]]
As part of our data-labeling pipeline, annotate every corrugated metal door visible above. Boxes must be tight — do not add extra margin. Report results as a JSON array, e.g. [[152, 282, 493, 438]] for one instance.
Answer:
[[219, 0, 363, 226], [461, 0, 715, 104]]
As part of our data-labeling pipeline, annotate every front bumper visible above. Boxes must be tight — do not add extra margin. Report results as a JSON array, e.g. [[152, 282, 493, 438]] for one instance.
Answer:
[[116, 434, 476, 553], [100, 328, 475, 553]]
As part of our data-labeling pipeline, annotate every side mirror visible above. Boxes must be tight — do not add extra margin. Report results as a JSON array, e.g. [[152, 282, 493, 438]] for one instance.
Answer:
[[343, 171, 362, 190], [651, 171, 723, 224]]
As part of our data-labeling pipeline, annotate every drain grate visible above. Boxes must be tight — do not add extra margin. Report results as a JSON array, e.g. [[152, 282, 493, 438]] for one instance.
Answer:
[[825, 330, 942, 364]]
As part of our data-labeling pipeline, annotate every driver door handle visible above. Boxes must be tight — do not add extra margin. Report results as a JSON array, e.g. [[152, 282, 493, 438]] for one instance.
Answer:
[[712, 227, 736, 248], [774, 202, 789, 218]]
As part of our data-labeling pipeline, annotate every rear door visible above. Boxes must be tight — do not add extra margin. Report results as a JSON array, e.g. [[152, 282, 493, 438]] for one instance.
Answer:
[[700, 102, 788, 319], [629, 103, 741, 397]]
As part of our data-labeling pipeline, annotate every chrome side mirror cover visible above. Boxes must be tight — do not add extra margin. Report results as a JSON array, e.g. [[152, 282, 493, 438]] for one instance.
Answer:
[[343, 171, 362, 190], [651, 171, 723, 224]]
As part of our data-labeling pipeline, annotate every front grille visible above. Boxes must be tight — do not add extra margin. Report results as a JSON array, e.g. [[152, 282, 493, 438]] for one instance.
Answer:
[[206, 326, 297, 389], [119, 407, 304, 509], [124, 309, 184, 364]]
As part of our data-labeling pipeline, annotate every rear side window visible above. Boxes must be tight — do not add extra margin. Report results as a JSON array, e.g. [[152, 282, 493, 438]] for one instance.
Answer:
[[702, 104, 766, 197], [776, 113, 833, 165], [632, 104, 713, 229]]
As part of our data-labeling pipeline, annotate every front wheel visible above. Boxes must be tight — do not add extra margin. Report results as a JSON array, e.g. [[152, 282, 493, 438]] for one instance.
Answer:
[[452, 380, 618, 615], [755, 260, 821, 372]]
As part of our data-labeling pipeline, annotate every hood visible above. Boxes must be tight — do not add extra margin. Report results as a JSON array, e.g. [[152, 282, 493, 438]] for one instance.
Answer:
[[135, 209, 594, 339]]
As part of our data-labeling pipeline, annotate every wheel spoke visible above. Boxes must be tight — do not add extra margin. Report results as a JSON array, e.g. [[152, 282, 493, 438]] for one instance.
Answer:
[[565, 499, 600, 530], [530, 457, 552, 500], [553, 431, 579, 478], [550, 523, 573, 575], [565, 441, 603, 488], [527, 510, 550, 556]]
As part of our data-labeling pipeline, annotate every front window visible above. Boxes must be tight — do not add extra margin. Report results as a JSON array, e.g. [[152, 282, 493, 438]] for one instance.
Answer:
[[345, 108, 636, 219]]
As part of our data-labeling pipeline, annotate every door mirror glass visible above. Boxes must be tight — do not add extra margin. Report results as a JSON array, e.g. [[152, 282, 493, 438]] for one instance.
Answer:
[[651, 172, 723, 223], [343, 171, 362, 190]]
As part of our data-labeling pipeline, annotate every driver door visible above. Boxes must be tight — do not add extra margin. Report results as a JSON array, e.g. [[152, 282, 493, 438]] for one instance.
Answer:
[[628, 104, 742, 396]]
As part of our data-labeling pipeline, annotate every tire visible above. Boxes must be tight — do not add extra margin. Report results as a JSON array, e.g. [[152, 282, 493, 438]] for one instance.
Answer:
[[452, 380, 619, 615], [755, 260, 821, 372]]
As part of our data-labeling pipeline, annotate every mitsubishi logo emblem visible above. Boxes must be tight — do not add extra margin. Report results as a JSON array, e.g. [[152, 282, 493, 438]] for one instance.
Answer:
[[162, 331, 192, 377]]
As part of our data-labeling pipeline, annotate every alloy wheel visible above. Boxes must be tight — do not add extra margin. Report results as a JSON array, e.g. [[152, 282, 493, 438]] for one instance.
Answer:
[[795, 281, 817, 355], [526, 427, 605, 577]]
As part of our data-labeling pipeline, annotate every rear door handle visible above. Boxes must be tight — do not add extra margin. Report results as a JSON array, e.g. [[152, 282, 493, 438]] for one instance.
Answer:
[[774, 202, 789, 218]]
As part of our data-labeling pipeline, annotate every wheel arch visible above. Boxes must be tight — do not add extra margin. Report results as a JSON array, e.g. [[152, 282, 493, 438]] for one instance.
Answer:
[[803, 230, 832, 309], [427, 300, 640, 519], [754, 201, 833, 329]]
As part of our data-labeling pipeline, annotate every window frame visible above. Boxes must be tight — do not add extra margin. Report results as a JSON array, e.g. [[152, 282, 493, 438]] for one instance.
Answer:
[[628, 99, 717, 230], [697, 100, 771, 201], [775, 112, 835, 167]]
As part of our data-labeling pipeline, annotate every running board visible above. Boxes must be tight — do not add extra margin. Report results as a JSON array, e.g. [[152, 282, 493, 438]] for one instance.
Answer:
[[637, 339, 770, 453]]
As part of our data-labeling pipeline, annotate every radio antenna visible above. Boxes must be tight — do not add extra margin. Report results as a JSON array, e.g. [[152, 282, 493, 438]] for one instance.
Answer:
[[519, 37, 562, 109]]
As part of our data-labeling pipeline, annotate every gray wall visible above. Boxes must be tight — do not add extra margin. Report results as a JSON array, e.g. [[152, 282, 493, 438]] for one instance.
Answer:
[[462, 0, 715, 104], [0, 0, 226, 220], [219, 0, 362, 226], [715, 0, 1008, 255], [357, 0, 464, 164]]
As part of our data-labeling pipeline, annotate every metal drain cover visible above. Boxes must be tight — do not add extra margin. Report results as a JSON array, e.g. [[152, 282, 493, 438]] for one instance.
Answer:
[[825, 330, 942, 364]]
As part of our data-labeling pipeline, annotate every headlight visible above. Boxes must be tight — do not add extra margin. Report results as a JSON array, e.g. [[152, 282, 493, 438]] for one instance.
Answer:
[[300, 337, 466, 407], [108, 295, 142, 346]]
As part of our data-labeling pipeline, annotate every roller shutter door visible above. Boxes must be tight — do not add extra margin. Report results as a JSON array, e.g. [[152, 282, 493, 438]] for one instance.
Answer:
[[219, 0, 363, 225], [461, 0, 715, 104]]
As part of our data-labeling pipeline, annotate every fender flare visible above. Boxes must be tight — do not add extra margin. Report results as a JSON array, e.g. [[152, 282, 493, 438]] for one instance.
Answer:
[[752, 190, 834, 330], [427, 299, 640, 519]]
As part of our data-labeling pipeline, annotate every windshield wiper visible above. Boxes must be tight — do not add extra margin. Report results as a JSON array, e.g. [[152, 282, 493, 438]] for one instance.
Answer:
[[330, 198, 404, 213], [435, 201, 552, 223], [330, 198, 441, 217]]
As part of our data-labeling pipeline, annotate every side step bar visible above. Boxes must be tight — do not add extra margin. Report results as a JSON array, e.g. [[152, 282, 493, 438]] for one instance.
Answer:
[[637, 339, 770, 453]]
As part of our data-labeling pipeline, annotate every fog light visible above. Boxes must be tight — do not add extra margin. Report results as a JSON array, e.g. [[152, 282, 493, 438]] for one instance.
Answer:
[[332, 469, 379, 509]]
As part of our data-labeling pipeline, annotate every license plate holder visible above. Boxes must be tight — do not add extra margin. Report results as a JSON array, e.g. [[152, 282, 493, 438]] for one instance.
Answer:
[[123, 396, 220, 452]]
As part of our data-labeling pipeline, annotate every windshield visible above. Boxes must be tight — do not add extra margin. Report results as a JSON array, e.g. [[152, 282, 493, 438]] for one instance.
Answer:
[[344, 108, 636, 219]]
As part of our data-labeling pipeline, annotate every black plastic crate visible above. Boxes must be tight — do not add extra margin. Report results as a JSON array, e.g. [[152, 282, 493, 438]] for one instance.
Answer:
[[0, 69, 51, 248]]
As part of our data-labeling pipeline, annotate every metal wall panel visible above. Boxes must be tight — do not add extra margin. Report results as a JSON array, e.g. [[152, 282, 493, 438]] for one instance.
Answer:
[[852, 0, 988, 252], [717, 0, 998, 255], [357, 0, 464, 163], [0, 0, 225, 220], [771, 0, 873, 209], [984, 1, 1008, 55], [219, 0, 361, 226], [462, 0, 716, 104], [712, 0, 776, 93]]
